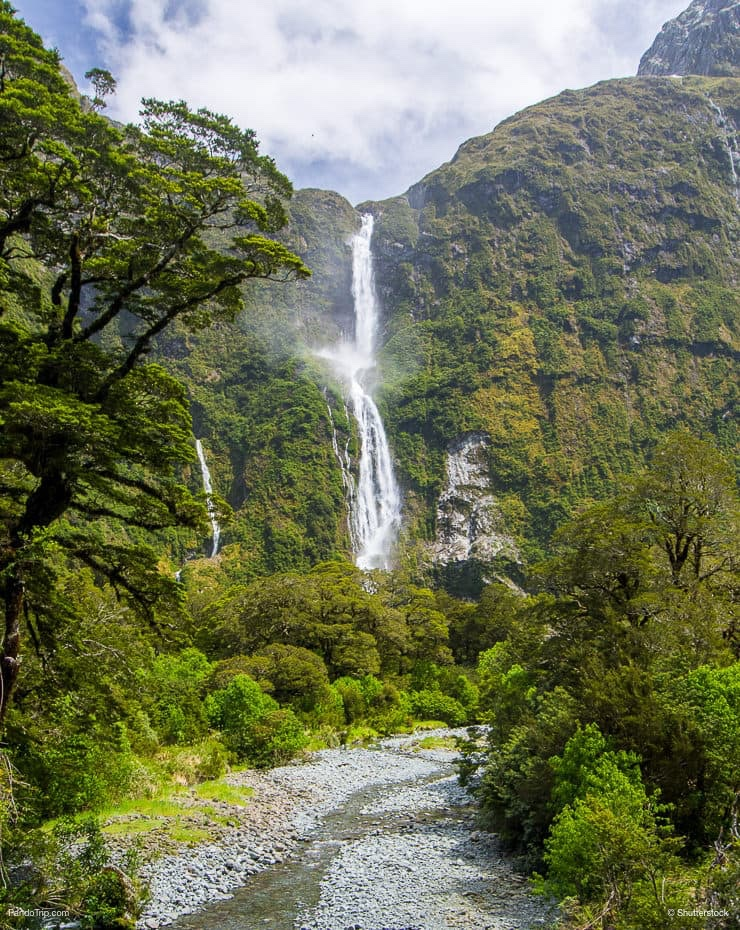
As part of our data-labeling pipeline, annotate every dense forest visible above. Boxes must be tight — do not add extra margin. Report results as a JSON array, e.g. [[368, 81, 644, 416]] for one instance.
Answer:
[[0, 1, 738, 929]]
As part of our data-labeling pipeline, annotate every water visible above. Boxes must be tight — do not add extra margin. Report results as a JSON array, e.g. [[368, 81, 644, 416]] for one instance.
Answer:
[[164, 775, 428, 930], [195, 438, 221, 557], [708, 97, 739, 203], [320, 214, 401, 570], [324, 399, 357, 548]]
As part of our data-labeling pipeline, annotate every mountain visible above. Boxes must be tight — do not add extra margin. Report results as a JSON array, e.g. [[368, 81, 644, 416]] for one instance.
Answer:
[[365, 73, 738, 581], [166, 3, 739, 591], [638, 0, 739, 77]]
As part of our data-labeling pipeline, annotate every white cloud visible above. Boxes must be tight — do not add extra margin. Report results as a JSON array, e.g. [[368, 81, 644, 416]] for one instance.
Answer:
[[77, 0, 690, 202]]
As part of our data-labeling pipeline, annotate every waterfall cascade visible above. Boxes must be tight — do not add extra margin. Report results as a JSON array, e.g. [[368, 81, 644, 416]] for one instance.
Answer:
[[320, 214, 401, 570], [325, 398, 357, 546], [708, 97, 739, 202], [195, 439, 221, 558]]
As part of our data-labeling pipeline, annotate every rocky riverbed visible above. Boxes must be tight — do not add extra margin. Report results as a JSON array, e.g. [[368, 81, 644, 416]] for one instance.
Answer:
[[135, 730, 556, 930]]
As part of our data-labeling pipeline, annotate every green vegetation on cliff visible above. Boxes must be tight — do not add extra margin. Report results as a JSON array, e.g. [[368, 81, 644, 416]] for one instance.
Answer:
[[0, 2, 738, 926], [367, 75, 738, 565]]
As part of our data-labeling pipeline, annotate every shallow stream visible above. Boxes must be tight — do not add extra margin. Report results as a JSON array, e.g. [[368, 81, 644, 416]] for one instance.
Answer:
[[163, 741, 554, 930], [168, 770, 447, 930]]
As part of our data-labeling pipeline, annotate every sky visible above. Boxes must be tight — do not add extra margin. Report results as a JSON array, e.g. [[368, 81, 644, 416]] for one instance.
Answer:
[[14, 0, 690, 204]]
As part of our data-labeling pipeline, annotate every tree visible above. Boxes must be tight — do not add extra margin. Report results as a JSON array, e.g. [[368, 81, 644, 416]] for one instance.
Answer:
[[0, 4, 310, 724], [635, 431, 738, 589]]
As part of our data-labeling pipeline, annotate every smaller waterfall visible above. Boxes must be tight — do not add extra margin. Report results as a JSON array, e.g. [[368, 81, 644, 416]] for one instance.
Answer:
[[708, 97, 739, 202], [325, 400, 357, 547], [195, 439, 221, 558]]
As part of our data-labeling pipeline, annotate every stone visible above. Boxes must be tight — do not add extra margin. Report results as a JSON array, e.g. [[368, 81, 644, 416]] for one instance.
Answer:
[[638, 0, 739, 77]]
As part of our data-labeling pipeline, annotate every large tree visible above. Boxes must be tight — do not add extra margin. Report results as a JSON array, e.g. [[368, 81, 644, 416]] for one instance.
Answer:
[[0, 3, 309, 723]]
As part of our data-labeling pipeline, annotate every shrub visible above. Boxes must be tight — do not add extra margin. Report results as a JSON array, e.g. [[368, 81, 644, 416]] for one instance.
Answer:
[[334, 677, 366, 723], [206, 674, 306, 766], [239, 708, 307, 768], [410, 690, 467, 726], [147, 648, 213, 745]]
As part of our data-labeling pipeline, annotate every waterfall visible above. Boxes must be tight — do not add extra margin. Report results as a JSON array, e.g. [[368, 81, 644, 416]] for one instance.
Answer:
[[195, 439, 221, 558], [319, 214, 401, 570], [708, 97, 739, 203], [325, 398, 358, 548]]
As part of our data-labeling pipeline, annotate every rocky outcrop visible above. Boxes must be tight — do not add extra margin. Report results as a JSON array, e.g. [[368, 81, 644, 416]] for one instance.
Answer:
[[638, 0, 739, 76], [432, 433, 518, 567]]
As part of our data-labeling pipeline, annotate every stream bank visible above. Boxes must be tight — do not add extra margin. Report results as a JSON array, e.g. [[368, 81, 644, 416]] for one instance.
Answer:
[[134, 731, 555, 930]]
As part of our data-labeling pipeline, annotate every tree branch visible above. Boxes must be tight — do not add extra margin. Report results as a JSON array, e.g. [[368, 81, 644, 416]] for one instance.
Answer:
[[94, 272, 245, 401]]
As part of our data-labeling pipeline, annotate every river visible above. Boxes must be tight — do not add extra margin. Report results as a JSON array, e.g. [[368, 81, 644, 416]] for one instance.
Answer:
[[139, 731, 554, 930]]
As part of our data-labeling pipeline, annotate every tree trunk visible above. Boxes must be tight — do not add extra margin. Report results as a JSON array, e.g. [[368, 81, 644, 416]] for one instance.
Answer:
[[0, 472, 71, 728], [0, 569, 23, 727]]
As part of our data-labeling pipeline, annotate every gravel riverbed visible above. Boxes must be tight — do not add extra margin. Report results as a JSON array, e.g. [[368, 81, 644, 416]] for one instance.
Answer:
[[135, 731, 556, 930]]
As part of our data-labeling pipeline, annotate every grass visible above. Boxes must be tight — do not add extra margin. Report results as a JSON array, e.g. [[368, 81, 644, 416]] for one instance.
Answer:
[[414, 735, 458, 751], [96, 775, 254, 844], [192, 781, 253, 806], [166, 824, 214, 845], [100, 796, 186, 819], [102, 817, 215, 845], [102, 818, 163, 836]]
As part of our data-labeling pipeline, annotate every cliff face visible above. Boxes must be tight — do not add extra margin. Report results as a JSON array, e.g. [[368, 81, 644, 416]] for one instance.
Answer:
[[160, 1, 739, 585], [432, 432, 519, 568], [365, 73, 738, 570], [638, 0, 739, 76]]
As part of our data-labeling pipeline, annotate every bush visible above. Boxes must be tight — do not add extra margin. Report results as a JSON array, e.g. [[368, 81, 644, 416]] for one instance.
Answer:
[[147, 648, 213, 745], [21, 712, 143, 818], [537, 725, 683, 929], [239, 708, 307, 768], [249, 644, 332, 713], [18, 817, 147, 929], [309, 684, 345, 728], [334, 677, 366, 723], [206, 674, 306, 767], [155, 737, 228, 785], [410, 690, 467, 726]]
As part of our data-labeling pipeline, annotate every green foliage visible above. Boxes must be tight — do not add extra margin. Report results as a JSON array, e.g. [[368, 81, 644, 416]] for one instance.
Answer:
[[0, 3, 308, 724], [200, 561, 451, 678], [409, 690, 467, 727], [663, 664, 740, 841], [240, 643, 332, 715], [12, 700, 144, 820], [205, 673, 306, 766], [4, 816, 145, 928], [240, 708, 307, 768], [474, 434, 739, 923], [146, 648, 212, 745], [364, 76, 739, 572]]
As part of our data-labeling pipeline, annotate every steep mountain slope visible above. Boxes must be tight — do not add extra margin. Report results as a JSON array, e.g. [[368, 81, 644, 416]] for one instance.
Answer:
[[162, 7, 738, 587], [158, 189, 360, 576], [365, 74, 738, 578]]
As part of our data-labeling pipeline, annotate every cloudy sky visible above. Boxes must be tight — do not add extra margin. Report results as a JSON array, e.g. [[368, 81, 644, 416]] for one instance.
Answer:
[[15, 0, 688, 204]]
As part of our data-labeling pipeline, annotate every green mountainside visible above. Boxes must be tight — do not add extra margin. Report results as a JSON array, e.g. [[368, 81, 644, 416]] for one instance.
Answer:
[[175, 75, 738, 583], [1, 3, 738, 924], [369, 75, 739, 564]]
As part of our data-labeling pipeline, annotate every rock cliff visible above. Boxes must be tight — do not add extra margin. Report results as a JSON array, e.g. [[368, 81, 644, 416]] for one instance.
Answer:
[[638, 0, 739, 76]]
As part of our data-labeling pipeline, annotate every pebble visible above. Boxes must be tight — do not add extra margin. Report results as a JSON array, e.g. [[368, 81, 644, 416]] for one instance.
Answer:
[[130, 729, 555, 930]]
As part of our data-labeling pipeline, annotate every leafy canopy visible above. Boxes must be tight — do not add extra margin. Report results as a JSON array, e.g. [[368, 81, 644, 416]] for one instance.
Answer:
[[0, 2, 309, 722]]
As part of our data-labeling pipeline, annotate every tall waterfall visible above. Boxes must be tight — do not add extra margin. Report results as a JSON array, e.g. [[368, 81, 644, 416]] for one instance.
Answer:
[[321, 214, 401, 570], [195, 439, 221, 558], [708, 97, 739, 203]]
